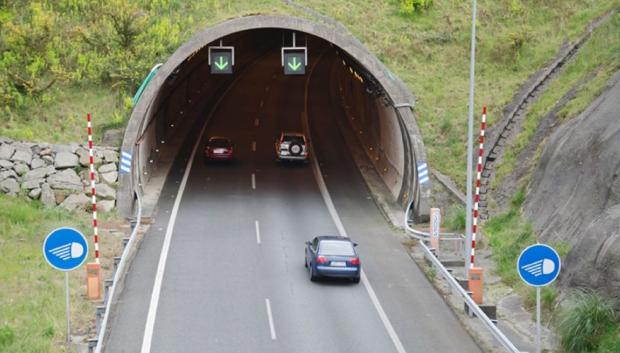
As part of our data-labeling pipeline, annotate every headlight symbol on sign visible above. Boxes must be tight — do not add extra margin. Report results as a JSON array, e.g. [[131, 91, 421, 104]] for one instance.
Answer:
[[49, 242, 85, 261], [521, 258, 555, 277]]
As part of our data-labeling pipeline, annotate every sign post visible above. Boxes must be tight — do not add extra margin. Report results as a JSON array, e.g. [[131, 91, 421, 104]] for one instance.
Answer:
[[282, 32, 307, 75], [517, 243, 561, 353], [43, 227, 89, 342]]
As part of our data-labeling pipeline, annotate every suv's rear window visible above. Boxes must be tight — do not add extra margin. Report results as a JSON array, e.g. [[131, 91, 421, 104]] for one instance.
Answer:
[[282, 135, 304, 144], [319, 240, 355, 256]]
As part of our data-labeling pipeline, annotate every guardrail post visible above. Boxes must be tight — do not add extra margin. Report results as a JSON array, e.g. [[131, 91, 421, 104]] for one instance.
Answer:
[[113, 256, 122, 273], [95, 305, 106, 334], [122, 237, 130, 248], [88, 338, 98, 353], [103, 279, 114, 305]]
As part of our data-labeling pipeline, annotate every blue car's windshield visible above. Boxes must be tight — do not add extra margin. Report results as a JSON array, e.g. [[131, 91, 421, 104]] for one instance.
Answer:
[[319, 241, 355, 256]]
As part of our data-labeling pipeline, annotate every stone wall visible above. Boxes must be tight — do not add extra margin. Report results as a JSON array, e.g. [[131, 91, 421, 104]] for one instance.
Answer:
[[0, 137, 119, 212]]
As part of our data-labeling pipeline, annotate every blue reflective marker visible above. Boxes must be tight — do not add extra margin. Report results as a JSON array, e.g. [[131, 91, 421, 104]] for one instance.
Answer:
[[517, 244, 561, 287], [43, 227, 88, 272]]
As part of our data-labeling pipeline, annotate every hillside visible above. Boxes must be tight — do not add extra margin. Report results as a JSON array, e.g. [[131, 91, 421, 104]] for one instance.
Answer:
[[1, 0, 617, 185]]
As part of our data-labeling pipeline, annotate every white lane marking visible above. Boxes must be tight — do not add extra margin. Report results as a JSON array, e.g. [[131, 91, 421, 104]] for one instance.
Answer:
[[260, 100, 264, 108], [252, 141, 256, 152], [251, 173, 256, 190], [265, 86, 270, 92], [255, 220, 261, 245], [140, 101, 209, 353], [254, 118, 260, 127], [265, 298, 277, 340], [301, 52, 408, 353]]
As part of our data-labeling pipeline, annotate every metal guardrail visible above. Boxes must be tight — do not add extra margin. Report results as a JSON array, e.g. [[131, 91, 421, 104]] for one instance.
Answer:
[[416, 238, 523, 353], [92, 190, 142, 353], [404, 200, 463, 240]]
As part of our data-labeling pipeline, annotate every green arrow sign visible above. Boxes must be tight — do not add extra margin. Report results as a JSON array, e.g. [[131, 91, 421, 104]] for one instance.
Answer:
[[214, 56, 229, 70], [287, 57, 302, 71]]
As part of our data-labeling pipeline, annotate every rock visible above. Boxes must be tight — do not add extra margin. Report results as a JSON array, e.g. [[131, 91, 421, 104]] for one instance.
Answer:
[[60, 193, 90, 212], [28, 188, 41, 199], [31, 158, 46, 169], [42, 155, 54, 164], [54, 191, 67, 205], [11, 147, 32, 165], [52, 144, 78, 154], [47, 169, 83, 191], [55, 152, 79, 169], [99, 199, 115, 212], [77, 147, 102, 167], [39, 147, 53, 156], [86, 183, 116, 200], [0, 144, 15, 160], [103, 149, 119, 163], [40, 183, 56, 207], [102, 128, 124, 147], [0, 170, 17, 181], [13, 163, 29, 176], [22, 178, 45, 190], [0, 137, 13, 144], [0, 178, 20, 194], [99, 163, 117, 174], [0, 160, 14, 169], [24, 166, 56, 181], [101, 171, 118, 185]]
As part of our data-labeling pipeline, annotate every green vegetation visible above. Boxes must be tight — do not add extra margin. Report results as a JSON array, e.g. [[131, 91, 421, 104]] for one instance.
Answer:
[[557, 290, 620, 353], [494, 12, 620, 189], [1, 0, 618, 180], [0, 194, 119, 353], [444, 204, 466, 231], [483, 189, 536, 284]]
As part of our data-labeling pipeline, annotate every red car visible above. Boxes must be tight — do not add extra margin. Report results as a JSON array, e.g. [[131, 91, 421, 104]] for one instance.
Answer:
[[204, 136, 234, 161]]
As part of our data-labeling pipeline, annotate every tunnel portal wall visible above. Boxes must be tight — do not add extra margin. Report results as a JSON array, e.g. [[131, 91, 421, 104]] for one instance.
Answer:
[[119, 15, 430, 221]]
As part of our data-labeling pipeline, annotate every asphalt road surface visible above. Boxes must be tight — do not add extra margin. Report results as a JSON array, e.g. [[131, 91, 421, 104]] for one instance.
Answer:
[[105, 47, 483, 353]]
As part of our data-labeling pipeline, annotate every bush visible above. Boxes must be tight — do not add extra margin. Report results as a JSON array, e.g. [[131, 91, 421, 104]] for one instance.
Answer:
[[444, 205, 466, 231], [399, 0, 433, 15], [0, 324, 15, 347], [557, 290, 618, 353]]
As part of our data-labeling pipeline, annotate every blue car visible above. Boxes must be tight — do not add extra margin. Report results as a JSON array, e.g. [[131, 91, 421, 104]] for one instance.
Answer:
[[305, 236, 361, 283]]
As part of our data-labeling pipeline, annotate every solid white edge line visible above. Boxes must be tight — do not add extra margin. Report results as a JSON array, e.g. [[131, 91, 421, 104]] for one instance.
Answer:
[[265, 298, 277, 340], [252, 173, 256, 190], [255, 220, 261, 245], [301, 51, 408, 353], [140, 52, 261, 353], [140, 115, 207, 353]]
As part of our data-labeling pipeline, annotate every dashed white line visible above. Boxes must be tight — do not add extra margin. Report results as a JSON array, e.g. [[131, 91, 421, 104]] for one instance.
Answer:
[[265, 86, 270, 91], [254, 118, 260, 127], [260, 100, 264, 108], [251, 173, 256, 190], [251, 141, 256, 152], [265, 298, 277, 340], [255, 220, 261, 244]]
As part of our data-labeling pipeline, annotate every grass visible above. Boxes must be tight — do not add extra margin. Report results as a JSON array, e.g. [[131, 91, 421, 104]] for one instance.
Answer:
[[493, 12, 620, 189], [1, 0, 618, 175], [0, 194, 122, 353], [444, 204, 466, 231], [557, 290, 619, 353]]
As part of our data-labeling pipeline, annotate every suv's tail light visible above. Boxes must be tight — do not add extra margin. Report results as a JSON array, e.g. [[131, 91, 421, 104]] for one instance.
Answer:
[[316, 256, 328, 264], [349, 257, 360, 266]]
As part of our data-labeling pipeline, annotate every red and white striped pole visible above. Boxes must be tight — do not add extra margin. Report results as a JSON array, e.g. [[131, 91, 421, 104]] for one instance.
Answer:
[[87, 113, 100, 264], [470, 106, 487, 268], [86, 113, 102, 300]]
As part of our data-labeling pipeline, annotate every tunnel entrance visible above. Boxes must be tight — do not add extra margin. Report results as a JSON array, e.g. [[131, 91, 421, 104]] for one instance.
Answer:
[[118, 15, 429, 221]]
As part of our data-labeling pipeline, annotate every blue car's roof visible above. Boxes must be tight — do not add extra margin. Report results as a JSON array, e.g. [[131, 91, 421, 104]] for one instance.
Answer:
[[316, 235, 351, 242]]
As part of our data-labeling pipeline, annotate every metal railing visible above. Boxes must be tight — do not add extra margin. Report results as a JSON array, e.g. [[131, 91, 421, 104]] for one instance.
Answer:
[[92, 190, 142, 353], [415, 237, 523, 353]]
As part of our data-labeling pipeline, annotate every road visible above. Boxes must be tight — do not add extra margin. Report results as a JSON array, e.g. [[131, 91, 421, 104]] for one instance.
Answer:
[[105, 46, 482, 353]]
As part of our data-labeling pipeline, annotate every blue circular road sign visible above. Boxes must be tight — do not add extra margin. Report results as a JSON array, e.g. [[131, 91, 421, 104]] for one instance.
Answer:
[[517, 244, 561, 287], [43, 227, 89, 272]]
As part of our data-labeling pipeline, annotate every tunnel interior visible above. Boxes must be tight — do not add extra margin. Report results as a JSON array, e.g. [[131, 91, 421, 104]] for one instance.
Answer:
[[124, 23, 426, 219]]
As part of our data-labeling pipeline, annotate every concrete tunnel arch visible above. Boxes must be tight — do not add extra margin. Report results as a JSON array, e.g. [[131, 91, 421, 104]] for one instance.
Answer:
[[118, 14, 430, 221]]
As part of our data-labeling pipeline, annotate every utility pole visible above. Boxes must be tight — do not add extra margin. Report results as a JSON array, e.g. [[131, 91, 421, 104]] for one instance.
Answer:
[[464, 0, 478, 276]]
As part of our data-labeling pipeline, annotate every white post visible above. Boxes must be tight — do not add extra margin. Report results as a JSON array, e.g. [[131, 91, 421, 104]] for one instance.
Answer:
[[465, 0, 478, 277], [65, 272, 71, 343], [536, 287, 541, 353]]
